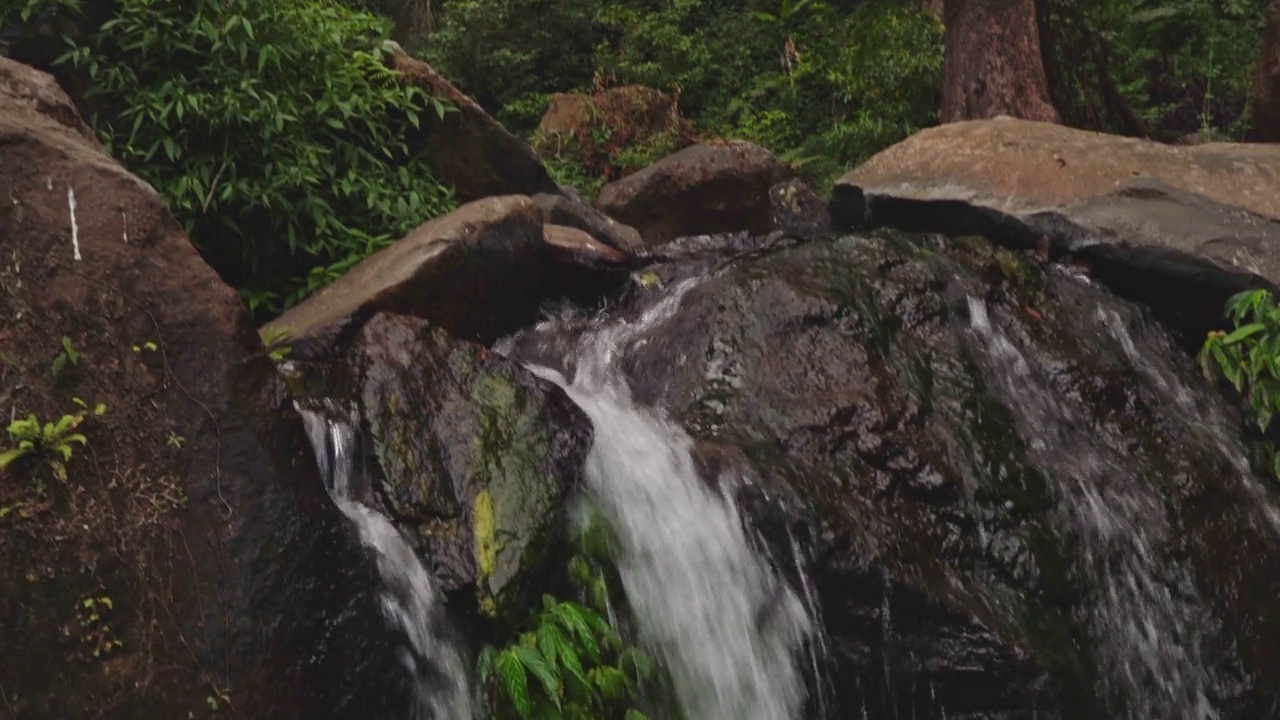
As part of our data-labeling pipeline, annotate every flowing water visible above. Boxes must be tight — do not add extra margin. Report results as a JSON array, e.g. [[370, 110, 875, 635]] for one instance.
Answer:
[[966, 295, 1219, 720], [297, 399, 472, 720], [505, 280, 818, 720]]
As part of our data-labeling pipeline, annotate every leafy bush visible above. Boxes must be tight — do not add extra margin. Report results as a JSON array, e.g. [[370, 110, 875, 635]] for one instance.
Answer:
[[1201, 288, 1280, 479], [8, 0, 456, 317]]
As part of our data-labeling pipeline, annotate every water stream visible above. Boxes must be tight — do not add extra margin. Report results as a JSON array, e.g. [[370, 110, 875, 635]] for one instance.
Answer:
[[297, 400, 472, 720], [508, 280, 818, 720], [966, 295, 1219, 720]]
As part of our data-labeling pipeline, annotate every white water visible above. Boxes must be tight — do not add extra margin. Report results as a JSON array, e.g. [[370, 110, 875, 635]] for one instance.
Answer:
[[1095, 305, 1280, 536], [966, 296, 1218, 720], [297, 400, 471, 720], [512, 280, 816, 720]]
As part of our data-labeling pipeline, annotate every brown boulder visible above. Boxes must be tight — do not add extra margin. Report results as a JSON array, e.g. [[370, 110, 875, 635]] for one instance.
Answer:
[[387, 44, 562, 202], [0, 57, 369, 718], [1253, 0, 1280, 142], [596, 140, 795, 247], [263, 196, 633, 360], [830, 117, 1280, 335], [264, 195, 548, 357]]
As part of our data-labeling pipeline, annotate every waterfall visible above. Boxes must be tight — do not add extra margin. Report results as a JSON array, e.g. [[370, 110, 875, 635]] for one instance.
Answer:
[[509, 280, 817, 720], [297, 400, 471, 720], [966, 296, 1219, 720]]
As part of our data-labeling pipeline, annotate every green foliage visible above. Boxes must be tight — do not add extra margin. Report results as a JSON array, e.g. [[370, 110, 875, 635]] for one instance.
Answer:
[[1046, 0, 1268, 139], [52, 334, 80, 379], [1201, 289, 1280, 479], [478, 570, 654, 720], [477, 500, 665, 720], [8, 0, 457, 317], [1, 409, 89, 484]]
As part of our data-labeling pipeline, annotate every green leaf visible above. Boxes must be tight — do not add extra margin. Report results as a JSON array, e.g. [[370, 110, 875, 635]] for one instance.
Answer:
[[497, 651, 532, 718], [512, 645, 561, 708], [1223, 322, 1266, 345], [0, 447, 30, 469]]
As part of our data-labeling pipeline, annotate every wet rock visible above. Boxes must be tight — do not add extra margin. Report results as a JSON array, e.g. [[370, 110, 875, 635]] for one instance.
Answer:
[[348, 313, 591, 626], [387, 45, 562, 202], [557, 230, 1280, 718], [532, 191, 645, 251], [264, 195, 547, 357], [769, 177, 830, 239], [596, 140, 795, 247], [828, 118, 1280, 340], [0, 56, 389, 719]]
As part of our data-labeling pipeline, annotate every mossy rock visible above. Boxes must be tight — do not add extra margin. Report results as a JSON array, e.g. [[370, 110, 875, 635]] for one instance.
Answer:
[[348, 312, 591, 627]]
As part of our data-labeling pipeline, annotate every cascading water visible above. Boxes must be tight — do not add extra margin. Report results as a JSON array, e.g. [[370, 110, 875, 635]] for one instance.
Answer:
[[504, 280, 818, 720], [966, 295, 1220, 720], [296, 399, 471, 720], [1095, 304, 1280, 536]]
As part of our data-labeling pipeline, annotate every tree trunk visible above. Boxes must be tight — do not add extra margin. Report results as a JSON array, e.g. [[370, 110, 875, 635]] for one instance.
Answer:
[[1252, 0, 1280, 142], [939, 0, 1060, 124]]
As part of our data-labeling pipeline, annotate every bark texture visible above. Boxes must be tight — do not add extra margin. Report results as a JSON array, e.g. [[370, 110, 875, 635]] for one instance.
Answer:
[[1253, 0, 1280, 142], [940, 0, 1060, 124]]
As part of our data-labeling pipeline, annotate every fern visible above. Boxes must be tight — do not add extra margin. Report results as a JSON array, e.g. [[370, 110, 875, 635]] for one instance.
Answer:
[[476, 554, 660, 720]]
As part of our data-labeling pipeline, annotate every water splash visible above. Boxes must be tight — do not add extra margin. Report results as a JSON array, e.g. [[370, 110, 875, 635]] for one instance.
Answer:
[[966, 296, 1219, 720], [512, 280, 816, 720], [297, 400, 471, 720]]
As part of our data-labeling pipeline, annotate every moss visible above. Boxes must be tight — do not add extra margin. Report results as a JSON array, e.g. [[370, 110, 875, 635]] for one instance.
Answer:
[[468, 371, 560, 619], [473, 488, 499, 617]]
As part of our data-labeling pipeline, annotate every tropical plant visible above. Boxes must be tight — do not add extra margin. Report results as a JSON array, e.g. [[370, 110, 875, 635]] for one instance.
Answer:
[[1200, 288, 1280, 478]]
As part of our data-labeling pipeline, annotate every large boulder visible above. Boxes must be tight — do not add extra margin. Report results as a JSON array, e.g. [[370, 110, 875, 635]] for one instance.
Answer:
[[345, 313, 591, 627], [263, 195, 632, 359], [830, 117, 1280, 339], [387, 45, 562, 202], [504, 230, 1280, 719], [0, 57, 393, 719], [596, 140, 795, 247]]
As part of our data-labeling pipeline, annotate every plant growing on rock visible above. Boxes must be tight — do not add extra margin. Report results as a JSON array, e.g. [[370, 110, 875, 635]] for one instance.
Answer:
[[1201, 287, 1280, 478], [0, 410, 88, 485], [477, 503, 665, 720]]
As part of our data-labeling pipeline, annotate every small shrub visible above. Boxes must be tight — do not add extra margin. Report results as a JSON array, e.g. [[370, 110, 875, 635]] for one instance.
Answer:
[[1, 410, 88, 484]]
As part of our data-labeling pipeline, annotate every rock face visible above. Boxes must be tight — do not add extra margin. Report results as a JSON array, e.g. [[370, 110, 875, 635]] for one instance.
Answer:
[[388, 46, 562, 202], [346, 313, 591, 626], [830, 118, 1280, 339], [532, 191, 644, 251], [596, 140, 795, 247], [0, 57, 390, 719], [506, 230, 1280, 719]]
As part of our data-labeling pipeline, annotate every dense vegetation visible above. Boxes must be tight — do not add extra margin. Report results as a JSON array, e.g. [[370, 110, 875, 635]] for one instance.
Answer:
[[399, 0, 1269, 192], [3, 0, 457, 317]]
